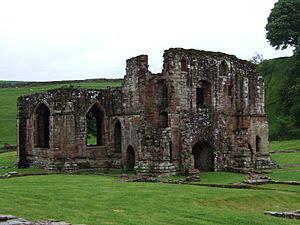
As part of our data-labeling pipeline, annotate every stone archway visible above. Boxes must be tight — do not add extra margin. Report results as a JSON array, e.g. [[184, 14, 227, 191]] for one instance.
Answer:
[[114, 120, 122, 153], [192, 141, 214, 171], [34, 103, 50, 148], [86, 103, 104, 146], [126, 145, 135, 170]]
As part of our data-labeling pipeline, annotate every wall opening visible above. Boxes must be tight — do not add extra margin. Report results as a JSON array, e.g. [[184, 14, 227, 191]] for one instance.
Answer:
[[126, 145, 135, 170], [159, 112, 168, 128], [181, 57, 188, 72], [169, 141, 173, 163], [219, 60, 229, 76], [86, 103, 104, 146], [196, 81, 212, 108], [256, 136, 261, 153], [34, 103, 50, 148], [192, 141, 214, 171], [114, 120, 122, 153], [160, 79, 168, 108]]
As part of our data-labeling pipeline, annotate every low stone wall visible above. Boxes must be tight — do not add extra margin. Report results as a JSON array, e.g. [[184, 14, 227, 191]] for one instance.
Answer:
[[0, 214, 85, 225], [265, 210, 300, 220]]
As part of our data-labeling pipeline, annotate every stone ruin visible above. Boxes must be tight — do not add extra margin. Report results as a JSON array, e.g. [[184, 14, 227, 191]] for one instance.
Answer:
[[16, 48, 274, 176]]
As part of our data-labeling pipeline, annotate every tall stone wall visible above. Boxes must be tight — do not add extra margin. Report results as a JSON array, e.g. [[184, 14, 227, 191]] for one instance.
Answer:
[[17, 48, 274, 175]]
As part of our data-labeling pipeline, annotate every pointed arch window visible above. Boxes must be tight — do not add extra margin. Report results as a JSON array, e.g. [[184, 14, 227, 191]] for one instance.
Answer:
[[86, 103, 104, 146], [196, 80, 212, 108], [181, 57, 188, 72], [219, 60, 229, 76], [114, 120, 122, 153]]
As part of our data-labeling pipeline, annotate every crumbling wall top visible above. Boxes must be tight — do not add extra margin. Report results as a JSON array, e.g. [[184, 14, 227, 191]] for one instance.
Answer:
[[163, 47, 256, 69]]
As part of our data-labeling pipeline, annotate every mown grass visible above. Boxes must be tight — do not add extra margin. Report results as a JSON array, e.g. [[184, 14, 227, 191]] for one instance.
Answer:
[[199, 172, 247, 184], [0, 151, 46, 175], [0, 151, 16, 167], [270, 139, 300, 151], [1, 174, 300, 225], [271, 152, 300, 166], [265, 167, 300, 181], [0, 145, 300, 224], [0, 81, 121, 146]]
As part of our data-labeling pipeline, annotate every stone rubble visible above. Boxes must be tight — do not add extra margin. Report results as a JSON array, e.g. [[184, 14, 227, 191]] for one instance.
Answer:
[[265, 210, 300, 220], [0, 215, 85, 225]]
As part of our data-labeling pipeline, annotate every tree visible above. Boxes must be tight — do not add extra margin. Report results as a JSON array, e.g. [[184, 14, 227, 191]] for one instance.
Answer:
[[266, 0, 300, 50], [250, 52, 265, 64]]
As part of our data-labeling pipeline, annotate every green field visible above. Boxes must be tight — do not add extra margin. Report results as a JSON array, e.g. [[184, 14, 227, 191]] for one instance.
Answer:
[[0, 149, 300, 225], [0, 81, 121, 146]]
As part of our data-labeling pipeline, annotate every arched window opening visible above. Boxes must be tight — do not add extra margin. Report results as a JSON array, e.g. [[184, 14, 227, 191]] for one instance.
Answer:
[[196, 81, 212, 108], [86, 103, 104, 146], [34, 103, 50, 148], [256, 136, 261, 153], [114, 120, 122, 153], [192, 141, 214, 171], [181, 57, 188, 72], [159, 112, 168, 128], [160, 80, 168, 108], [126, 145, 135, 171], [219, 60, 229, 76]]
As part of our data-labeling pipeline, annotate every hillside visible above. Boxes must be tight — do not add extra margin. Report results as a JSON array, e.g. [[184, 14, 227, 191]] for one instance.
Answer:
[[258, 55, 300, 140]]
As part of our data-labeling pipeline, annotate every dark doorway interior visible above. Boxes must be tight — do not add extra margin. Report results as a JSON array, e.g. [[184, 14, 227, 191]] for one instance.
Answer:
[[114, 120, 122, 153], [126, 145, 135, 170], [34, 103, 50, 148], [192, 141, 214, 171]]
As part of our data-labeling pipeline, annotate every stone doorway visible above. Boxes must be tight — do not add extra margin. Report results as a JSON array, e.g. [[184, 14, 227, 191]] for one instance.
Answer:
[[114, 120, 122, 153], [192, 141, 214, 171], [34, 103, 50, 148], [126, 145, 135, 170]]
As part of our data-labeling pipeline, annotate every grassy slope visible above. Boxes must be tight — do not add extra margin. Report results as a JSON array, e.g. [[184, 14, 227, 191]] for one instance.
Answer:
[[0, 81, 121, 145], [258, 56, 300, 140]]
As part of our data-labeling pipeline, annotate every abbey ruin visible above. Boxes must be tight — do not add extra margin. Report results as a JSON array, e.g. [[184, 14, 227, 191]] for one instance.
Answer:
[[17, 48, 274, 175]]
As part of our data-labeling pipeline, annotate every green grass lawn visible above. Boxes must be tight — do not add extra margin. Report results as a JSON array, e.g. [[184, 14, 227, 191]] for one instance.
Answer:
[[270, 139, 300, 151], [265, 167, 300, 181], [1, 146, 300, 224], [0, 174, 299, 225], [0, 81, 121, 146], [270, 152, 300, 166]]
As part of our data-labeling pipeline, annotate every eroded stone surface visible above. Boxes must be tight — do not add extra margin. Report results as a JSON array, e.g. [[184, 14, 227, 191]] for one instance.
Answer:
[[0, 215, 84, 225], [17, 48, 274, 176], [265, 210, 300, 220]]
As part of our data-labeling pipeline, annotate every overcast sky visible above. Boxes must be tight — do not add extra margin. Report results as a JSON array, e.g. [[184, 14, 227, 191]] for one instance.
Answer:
[[0, 0, 294, 81]]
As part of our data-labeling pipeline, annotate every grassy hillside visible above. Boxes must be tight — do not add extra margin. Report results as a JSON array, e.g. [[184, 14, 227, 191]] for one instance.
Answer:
[[0, 80, 121, 146], [258, 55, 300, 140]]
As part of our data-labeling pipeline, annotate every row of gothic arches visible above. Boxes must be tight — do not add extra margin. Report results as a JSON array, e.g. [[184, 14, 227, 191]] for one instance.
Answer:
[[32, 102, 136, 170], [32, 102, 122, 152]]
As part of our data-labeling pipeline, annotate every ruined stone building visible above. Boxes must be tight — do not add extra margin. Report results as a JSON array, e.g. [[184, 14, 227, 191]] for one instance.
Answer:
[[17, 48, 274, 175]]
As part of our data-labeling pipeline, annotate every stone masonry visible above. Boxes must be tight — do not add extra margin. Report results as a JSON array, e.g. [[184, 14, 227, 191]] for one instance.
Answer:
[[17, 48, 274, 175]]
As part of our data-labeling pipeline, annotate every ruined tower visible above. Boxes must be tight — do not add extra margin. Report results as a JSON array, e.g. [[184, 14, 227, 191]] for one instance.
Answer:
[[17, 48, 274, 175]]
